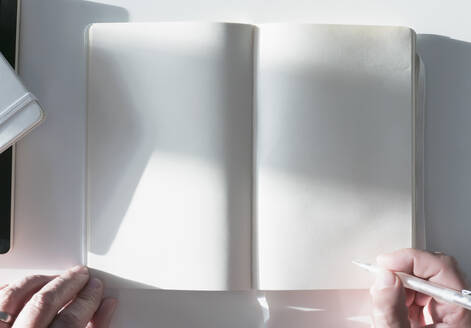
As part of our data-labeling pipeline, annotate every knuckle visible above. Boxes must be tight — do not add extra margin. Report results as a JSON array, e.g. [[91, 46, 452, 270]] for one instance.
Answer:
[[434, 254, 468, 287], [0, 286, 20, 304], [406, 247, 422, 257], [27, 274, 46, 282], [402, 247, 415, 255], [13, 274, 44, 288], [440, 254, 458, 267], [55, 310, 82, 328], [77, 290, 101, 306], [30, 290, 57, 310]]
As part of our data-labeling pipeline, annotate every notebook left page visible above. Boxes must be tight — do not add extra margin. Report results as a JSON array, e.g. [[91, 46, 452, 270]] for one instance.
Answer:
[[87, 22, 254, 290]]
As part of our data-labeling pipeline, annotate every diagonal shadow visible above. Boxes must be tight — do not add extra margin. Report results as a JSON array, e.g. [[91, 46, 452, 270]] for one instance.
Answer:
[[416, 34, 471, 277], [87, 23, 254, 290], [1, 0, 128, 269]]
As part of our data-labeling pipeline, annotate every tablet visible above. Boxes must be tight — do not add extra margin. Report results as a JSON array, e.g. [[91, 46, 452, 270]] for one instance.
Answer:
[[0, 0, 45, 253]]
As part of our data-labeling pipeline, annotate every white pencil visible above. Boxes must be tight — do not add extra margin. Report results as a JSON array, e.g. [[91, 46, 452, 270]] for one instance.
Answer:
[[352, 260, 471, 311]]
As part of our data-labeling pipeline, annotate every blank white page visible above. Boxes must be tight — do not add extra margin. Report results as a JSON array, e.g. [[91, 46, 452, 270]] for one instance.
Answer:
[[255, 24, 415, 289], [87, 22, 254, 290]]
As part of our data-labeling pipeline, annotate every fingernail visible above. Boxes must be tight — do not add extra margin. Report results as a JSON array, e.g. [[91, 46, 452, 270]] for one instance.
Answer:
[[89, 277, 103, 289], [70, 265, 88, 274], [375, 270, 396, 289]]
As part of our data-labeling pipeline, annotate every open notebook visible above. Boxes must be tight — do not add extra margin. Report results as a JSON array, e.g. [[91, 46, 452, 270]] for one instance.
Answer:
[[86, 22, 425, 291]]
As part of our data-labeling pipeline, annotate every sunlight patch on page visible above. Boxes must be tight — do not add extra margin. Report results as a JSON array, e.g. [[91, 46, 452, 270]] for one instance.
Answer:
[[88, 152, 229, 289], [90, 22, 226, 56], [256, 167, 411, 289]]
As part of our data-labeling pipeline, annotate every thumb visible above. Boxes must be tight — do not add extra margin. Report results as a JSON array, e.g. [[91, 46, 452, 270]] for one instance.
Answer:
[[370, 270, 410, 328]]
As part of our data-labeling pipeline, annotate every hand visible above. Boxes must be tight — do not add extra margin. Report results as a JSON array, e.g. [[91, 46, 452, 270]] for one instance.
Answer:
[[370, 248, 471, 328], [0, 266, 117, 327]]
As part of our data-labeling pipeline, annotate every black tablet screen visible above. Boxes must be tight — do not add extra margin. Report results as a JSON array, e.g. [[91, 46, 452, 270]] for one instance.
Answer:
[[0, 0, 17, 254]]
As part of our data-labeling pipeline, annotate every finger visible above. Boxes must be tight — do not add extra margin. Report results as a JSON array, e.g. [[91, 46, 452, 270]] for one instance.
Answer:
[[377, 249, 467, 289], [86, 298, 118, 328], [408, 304, 422, 327], [404, 286, 432, 308], [50, 278, 104, 328], [414, 292, 431, 307], [405, 289, 415, 307], [371, 270, 410, 328], [0, 275, 55, 319], [427, 297, 471, 327], [13, 266, 89, 328], [404, 290, 429, 327], [408, 303, 430, 328]]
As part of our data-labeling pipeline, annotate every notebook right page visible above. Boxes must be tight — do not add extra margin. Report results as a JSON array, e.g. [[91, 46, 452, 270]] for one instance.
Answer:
[[254, 24, 415, 290]]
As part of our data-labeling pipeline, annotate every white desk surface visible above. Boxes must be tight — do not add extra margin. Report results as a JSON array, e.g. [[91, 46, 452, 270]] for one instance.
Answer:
[[4, 0, 471, 326]]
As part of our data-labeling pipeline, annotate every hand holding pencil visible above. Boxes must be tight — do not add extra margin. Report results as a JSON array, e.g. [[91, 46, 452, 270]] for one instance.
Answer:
[[368, 249, 471, 328]]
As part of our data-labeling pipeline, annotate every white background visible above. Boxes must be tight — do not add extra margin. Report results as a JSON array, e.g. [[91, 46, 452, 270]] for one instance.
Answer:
[[7, 0, 471, 326]]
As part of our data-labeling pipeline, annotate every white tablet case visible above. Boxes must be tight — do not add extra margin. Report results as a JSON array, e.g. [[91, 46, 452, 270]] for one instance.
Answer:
[[0, 53, 44, 153]]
